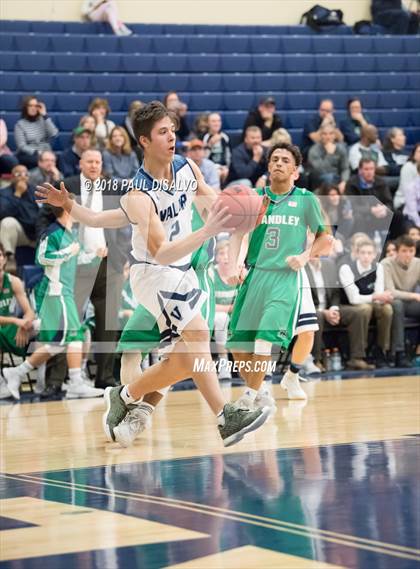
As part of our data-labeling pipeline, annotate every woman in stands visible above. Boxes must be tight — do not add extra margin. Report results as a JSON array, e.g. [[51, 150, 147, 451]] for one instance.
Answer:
[[163, 91, 190, 141], [88, 98, 115, 149], [102, 126, 139, 181], [79, 115, 98, 148], [81, 0, 132, 36], [14, 96, 59, 169]]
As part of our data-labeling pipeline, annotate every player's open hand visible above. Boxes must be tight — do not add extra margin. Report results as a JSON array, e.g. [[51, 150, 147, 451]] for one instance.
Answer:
[[36, 182, 70, 208], [203, 201, 235, 237]]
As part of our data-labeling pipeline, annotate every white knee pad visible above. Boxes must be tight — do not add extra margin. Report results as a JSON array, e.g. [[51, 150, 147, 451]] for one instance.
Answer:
[[254, 339, 272, 357]]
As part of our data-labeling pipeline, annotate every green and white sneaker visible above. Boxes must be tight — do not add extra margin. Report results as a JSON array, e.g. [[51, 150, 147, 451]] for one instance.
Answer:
[[102, 386, 134, 442], [218, 403, 270, 447]]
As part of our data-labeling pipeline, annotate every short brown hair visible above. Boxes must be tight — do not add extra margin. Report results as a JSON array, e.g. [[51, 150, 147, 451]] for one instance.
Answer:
[[131, 101, 179, 148], [47, 194, 75, 219], [268, 142, 302, 167], [356, 238, 375, 252], [396, 235, 416, 250]]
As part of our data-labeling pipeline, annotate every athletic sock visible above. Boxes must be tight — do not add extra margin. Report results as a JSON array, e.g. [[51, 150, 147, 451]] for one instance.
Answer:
[[68, 368, 82, 383], [120, 385, 137, 405], [217, 409, 225, 426], [242, 387, 258, 401], [15, 360, 34, 377], [289, 362, 302, 375]]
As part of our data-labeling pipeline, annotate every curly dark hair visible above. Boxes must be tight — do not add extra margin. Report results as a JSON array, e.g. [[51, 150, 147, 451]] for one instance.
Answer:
[[268, 143, 302, 167]]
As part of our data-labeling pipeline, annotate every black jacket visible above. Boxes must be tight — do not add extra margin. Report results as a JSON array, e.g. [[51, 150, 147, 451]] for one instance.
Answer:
[[241, 109, 282, 141], [36, 175, 130, 272], [226, 143, 267, 186], [372, 0, 402, 17]]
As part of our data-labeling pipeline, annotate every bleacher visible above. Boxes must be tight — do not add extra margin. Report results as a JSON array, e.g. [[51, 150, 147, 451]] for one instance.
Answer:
[[1, 20, 419, 151]]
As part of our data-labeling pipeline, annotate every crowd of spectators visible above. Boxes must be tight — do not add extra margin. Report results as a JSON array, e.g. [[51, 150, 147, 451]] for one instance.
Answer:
[[0, 91, 419, 399]]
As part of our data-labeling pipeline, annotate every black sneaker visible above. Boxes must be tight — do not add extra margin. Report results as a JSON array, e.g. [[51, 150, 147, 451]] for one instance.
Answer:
[[40, 385, 63, 400], [375, 348, 389, 368], [395, 352, 412, 368]]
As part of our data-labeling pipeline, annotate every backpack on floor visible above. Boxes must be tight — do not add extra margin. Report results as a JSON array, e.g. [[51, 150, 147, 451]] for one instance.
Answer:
[[300, 4, 345, 32]]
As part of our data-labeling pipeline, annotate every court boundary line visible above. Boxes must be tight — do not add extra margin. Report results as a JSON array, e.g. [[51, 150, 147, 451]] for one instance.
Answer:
[[2, 473, 419, 562]]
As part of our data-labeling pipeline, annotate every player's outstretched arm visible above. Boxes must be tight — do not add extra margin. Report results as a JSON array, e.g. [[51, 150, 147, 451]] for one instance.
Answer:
[[35, 182, 128, 229], [126, 190, 234, 265], [227, 230, 248, 285]]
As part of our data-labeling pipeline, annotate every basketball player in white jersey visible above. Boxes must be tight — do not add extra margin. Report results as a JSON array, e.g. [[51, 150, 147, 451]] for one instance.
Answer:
[[36, 101, 270, 448]]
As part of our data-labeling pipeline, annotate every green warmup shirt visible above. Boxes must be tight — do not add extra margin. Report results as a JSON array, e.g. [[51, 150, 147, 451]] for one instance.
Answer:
[[0, 272, 26, 356], [227, 186, 326, 351], [214, 268, 237, 307], [35, 221, 84, 344]]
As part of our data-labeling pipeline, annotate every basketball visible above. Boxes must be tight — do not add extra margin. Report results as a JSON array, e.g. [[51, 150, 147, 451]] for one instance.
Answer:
[[216, 185, 267, 232]]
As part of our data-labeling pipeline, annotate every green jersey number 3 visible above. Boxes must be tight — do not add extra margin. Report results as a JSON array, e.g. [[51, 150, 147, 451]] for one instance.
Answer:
[[265, 227, 280, 249]]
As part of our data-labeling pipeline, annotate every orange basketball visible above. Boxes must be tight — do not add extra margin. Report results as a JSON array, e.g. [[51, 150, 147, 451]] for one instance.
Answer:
[[216, 185, 267, 232]]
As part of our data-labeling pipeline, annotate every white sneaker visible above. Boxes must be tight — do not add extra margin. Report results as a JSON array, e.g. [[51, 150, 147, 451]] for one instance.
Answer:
[[81, 369, 95, 388], [0, 377, 12, 399], [255, 389, 277, 417], [217, 357, 232, 381], [302, 356, 321, 376], [1, 367, 22, 400], [113, 403, 153, 447], [65, 380, 104, 399], [280, 370, 307, 400]]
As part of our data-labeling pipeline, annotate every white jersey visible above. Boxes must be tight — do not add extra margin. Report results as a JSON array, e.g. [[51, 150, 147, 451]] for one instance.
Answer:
[[120, 155, 197, 268]]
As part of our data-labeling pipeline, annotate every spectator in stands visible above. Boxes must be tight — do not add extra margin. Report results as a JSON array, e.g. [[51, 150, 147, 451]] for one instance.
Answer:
[[340, 98, 371, 146], [29, 150, 62, 187], [81, 0, 132, 36], [192, 113, 210, 141], [394, 143, 420, 210], [203, 112, 231, 186], [407, 227, 420, 257], [79, 115, 98, 148], [317, 184, 353, 239], [14, 96, 58, 169], [269, 128, 292, 146], [381, 235, 420, 367], [163, 91, 190, 141], [307, 124, 350, 192], [186, 139, 220, 190], [339, 231, 371, 268], [122, 100, 144, 161], [102, 126, 139, 181], [302, 99, 344, 158], [371, 0, 419, 35], [58, 126, 93, 178], [241, 97, 283, 145], [401, 164, 420, 228], [0, 119, 18, 175], [88, 98, 115, 149], [348, 124, 388, 173], [339, 238, 394, 367], [0, 165, 38, 271], [385, 240, 397, 259], [345, 158, 393, 236], [383, 128, 409, 178], [225, 126, 267, 188], [306, 257, 374, 371]]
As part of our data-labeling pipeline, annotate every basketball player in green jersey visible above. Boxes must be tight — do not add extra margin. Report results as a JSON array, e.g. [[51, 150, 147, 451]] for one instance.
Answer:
[[0, 243, 37, 398], [113, 204, 216, 447], [226, 143, 333, 408]]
